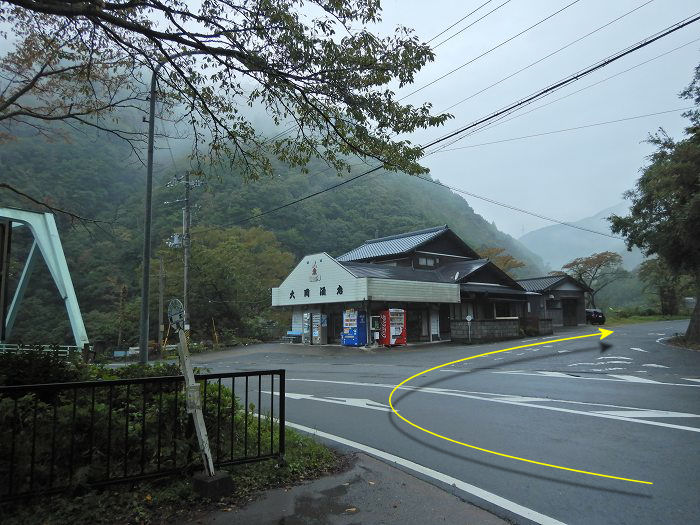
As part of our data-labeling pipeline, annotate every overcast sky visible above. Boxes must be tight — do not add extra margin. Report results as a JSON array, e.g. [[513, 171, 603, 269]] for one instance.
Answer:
[[361, 0, 699, 237]]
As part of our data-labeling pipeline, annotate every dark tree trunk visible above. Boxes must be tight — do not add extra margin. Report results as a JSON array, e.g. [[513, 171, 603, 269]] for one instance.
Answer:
[[685, 272, 700, 343], [659, 286, 678, 316]]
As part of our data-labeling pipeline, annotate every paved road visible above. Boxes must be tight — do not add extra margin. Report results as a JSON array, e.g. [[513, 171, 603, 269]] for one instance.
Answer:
[[191, 320, 699, 525]]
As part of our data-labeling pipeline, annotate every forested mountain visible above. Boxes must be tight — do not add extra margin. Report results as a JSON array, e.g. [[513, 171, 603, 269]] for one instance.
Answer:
[[518, 203, 645, 271], [2, 131, 544, 346]]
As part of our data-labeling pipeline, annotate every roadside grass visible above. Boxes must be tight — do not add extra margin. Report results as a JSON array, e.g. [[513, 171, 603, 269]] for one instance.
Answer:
[[1, 427, 344, 525], [605, 314, 689, 327], [666, 335, 700, 352]]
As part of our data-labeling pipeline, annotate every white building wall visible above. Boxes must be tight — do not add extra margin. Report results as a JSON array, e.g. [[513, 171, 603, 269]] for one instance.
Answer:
[[272, 253, 367, 306], [366, 279, 460, 303]]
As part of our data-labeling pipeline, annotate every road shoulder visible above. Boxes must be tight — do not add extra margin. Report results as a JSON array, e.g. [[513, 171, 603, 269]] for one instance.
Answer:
[[188, 452, 509, 525]]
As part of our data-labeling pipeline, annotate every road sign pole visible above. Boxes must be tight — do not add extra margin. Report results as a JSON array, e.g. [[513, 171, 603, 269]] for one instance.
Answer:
[[169, 298, 215, 476]]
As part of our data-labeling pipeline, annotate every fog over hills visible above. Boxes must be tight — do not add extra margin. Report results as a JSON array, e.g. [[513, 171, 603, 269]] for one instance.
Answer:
[[518, 202, 645, 271]]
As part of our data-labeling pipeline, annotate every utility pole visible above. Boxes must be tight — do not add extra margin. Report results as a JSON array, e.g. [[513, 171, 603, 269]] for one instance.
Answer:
[[183, 170, 191, 330], [139, 50, 203, 364], [158, 257, 164, 352]]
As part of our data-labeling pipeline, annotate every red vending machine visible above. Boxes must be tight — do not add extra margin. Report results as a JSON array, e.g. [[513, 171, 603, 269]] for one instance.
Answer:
[[379, 309, 406, 346]]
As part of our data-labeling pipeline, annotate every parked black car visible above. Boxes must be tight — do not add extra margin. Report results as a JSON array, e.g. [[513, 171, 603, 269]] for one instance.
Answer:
[[586, 308, 606, 325]]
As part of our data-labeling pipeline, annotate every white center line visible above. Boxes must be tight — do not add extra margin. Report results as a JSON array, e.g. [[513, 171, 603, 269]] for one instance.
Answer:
[[630, 347, 648, 352]]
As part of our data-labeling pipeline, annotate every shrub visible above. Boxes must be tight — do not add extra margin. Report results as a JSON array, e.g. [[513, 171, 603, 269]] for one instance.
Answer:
[[0, 351, 91, 386]]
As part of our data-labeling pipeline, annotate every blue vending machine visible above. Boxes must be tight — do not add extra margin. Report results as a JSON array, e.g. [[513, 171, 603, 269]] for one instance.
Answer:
[[341, 309, 367, 346]]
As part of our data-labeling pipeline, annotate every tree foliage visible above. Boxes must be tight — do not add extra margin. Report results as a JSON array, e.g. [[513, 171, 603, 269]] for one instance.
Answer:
[[3, 129, 543, 346], [562, 251, 624, 308], [479, 246, 525, 277], [637, 258, 685, 316], [1, 0, 450, 178], [156, 226, 295, 341], [609, 65, 700, 341]]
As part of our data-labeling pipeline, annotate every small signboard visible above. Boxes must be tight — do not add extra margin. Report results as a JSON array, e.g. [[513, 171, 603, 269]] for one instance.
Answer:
[[168, 299, 185, 330]]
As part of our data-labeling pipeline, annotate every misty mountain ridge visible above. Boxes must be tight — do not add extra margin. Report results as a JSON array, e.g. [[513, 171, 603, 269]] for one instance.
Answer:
[[518, 202, 644, 271]]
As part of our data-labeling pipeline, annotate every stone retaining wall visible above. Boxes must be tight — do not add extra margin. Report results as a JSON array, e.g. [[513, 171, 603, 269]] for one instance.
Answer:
[[451, 319, 520, 343]]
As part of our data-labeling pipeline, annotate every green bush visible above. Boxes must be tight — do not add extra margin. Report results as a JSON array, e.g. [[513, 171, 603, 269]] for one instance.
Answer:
[[0, 377, 276, 498], [0, 351, 91, 386]]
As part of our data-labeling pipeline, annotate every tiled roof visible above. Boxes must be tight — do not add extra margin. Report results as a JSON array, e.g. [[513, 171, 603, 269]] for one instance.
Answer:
[[461, 283, 530, 295], [338, 262, 445, 283], [337, 225, 448, 262], [517, 275, 570, 292], [338, 259, 502, 286], [436, 259, 489, 282]]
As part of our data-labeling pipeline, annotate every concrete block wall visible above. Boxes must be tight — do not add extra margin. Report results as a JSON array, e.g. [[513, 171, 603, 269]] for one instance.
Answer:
[[451, 319, 520, 343]]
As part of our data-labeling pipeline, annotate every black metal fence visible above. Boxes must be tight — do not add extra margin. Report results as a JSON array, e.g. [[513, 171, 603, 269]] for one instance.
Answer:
[[0, 370, 285, 502]]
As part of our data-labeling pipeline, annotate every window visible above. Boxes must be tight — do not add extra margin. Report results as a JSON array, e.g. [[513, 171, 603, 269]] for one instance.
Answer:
[[449, 303, 474, 320], [417, 256, 435, 267], [494, 302, 511, 318]]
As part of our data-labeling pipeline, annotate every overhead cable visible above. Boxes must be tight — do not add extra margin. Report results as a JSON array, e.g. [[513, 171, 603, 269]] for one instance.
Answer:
[[436, 106, 694, 152], [439, 0, 655, 113], [200, 14, 700, 234], [431, 0, 513, 49], [399, 0, 583, 101]]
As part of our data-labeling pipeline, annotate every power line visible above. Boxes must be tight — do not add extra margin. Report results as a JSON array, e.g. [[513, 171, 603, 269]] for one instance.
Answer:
[[424, 36, 700, 155], [439, 0, 655, 113], [473, 36, 700, 131], [399, 0, 583, 101], [435, 106, 693, 152], [197, 13, 700, 235], [426, 0, 495, 43], [414, 176, 622, 238], [432, 0, 513, 49], [422, 11, 700, 151], [260, 2, 507, 145]]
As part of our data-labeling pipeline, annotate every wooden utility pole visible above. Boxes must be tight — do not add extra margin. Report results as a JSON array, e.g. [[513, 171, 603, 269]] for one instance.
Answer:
[[117, 285, 127, 349], [183, 171, 191, 331], [158, 258, 165, 351]]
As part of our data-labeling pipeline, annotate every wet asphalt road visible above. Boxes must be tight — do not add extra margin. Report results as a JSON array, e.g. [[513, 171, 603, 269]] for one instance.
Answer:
[[190, 320, 700, 525]]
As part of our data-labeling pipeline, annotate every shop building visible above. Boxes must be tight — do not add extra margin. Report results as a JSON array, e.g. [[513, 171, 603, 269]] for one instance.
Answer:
[[517, 275, 591, 327], [272, 225, 542, 345]]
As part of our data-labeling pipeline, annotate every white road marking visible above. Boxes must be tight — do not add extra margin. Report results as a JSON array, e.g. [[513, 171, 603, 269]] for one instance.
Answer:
[[286, 379, 700, 432], [557, 350, 570, 353], [607, 375, 660, 384], [630, 347, 648, 353], [542, 345, 553, 348], [642, 364, 669, 368], [594, 360, 632, 364], [597, 356, 632, 360], [535, 371, 571, 378], [594, 410, 700, 419], [490, 370, 700, 388], [568, 362, 597, 366], [683, 378, 700, 383], [263, 391, 392, 412], [285, 420, 568, 525]]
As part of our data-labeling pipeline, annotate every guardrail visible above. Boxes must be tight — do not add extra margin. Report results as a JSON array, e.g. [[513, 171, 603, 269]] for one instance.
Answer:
[[0, 343, 84, 358], [0, 370, 285, 501]]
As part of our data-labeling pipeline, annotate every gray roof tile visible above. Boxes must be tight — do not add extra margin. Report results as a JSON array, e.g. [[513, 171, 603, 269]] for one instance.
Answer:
[[337, 225, 448, 262], [516, 275, 592, 292]]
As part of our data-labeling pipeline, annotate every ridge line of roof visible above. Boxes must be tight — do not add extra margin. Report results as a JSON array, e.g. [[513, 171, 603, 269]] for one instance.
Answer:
[[363, 224, 448, 244], [516, 275, 566, 281]]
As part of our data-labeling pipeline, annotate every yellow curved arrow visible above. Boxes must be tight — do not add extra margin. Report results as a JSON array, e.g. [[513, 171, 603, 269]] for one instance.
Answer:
[[388, 328, 653, 485]]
